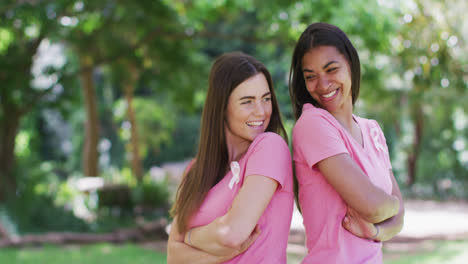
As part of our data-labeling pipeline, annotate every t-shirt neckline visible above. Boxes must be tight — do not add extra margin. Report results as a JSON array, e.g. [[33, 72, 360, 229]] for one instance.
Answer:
[[303, 103, 365, 150]]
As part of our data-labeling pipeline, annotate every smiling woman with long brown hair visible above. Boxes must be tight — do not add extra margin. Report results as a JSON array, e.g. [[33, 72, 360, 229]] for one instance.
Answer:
[[167, 52, 294, 264]]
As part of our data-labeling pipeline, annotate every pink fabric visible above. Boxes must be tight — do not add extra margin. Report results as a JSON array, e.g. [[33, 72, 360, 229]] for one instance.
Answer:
[[292, 104, 393, 264], [188, 132, 294, 264]]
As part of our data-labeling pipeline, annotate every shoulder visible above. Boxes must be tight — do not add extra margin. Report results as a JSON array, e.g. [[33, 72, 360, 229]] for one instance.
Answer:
[[355, 115, 382, 132], [252, 132, 289, 151], [294, 105, 336, 131], [293, 106, 342, 144]]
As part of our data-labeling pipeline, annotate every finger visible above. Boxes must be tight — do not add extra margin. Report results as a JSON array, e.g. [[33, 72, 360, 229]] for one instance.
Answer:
[[239, 231, 259, 252], [347, 207, 358, 217], [342, 216, 349, 225], [254, 225, 261, 233], [346, 206, 352, 214], [342, 216, 351, 229], [253, 226, 262, 238]]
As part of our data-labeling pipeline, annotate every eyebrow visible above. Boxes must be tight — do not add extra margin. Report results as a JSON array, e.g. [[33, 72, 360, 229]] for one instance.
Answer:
[[239, 91, 271, 101], [303, 61, 339, 73]]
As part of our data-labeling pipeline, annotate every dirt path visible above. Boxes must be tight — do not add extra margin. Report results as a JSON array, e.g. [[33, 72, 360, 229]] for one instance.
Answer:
[[287, 199, 468, 262]]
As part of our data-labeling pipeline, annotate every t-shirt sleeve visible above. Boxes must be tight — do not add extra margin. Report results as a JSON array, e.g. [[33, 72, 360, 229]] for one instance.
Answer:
[[244, 133, 292, 190], [372, 120, 392, 170], [293, 112, 348, 169]]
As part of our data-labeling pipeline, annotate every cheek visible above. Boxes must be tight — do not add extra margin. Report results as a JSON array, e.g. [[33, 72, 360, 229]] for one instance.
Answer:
[[229, 109, 249, 125], [226, 108, 240, 128], [305, 83, 316, 96], [265, 104, 273, 122], [305, 80, 314, 90]]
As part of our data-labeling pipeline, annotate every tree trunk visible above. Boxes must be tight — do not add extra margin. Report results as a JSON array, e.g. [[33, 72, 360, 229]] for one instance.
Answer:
[[0, 108, 20, 201], [79, 55, 100, 177], [124, 65, 143, 181], [0, 222, 9, 240], [407, 105, 424, 186]]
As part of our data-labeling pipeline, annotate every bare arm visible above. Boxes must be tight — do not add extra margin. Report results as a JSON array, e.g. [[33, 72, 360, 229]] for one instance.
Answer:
[[373, 170, 405, 241], [317, 153, 399, 223], [342, 170, 405, 241], [186, 175, 277, 255], [167, 216, 258, 264]]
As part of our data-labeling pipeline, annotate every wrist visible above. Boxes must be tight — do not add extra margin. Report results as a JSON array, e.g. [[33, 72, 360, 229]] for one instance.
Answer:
[[185, 228, 194, 246], [369, 224, 379, 241]]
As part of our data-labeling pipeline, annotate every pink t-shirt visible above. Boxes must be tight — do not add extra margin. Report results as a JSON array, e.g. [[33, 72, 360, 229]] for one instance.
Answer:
[[292, 104, 393, 264], [188, 132, 294, 264]]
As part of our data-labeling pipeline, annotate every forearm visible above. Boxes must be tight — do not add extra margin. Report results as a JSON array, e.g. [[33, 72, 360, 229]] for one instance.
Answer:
[[188, 175, 276, 255], [365, 194, 400, 224], [374, 169, 405, 241], [167, 239, 229, 264], [318, 154, 399, 223], [186, 216, 241, 256], [375, 195, 405, 241]]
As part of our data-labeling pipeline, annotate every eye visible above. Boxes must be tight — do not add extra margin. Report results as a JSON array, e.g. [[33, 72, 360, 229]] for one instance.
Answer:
[[327, 67, 338, 73], [263, 97, 271, 102], [240, 100, 252, 105], [305, 75, 317, 81]]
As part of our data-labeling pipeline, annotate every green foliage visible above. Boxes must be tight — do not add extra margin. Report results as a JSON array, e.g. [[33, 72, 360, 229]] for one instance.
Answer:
[[384, 240, 468, 264], [5, 163, 89, 234], [150, 115, 200, 165], [0, 206, 17, 236], [0, 27, 14, 54], [98, 168, 171, 213], [113, 97, 176, 160], [131, 174, 170, 209]]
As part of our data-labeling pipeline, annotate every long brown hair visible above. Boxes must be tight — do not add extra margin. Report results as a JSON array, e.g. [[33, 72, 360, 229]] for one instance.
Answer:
[[171, 52, 287, 233], [289, 22, 361, 120]]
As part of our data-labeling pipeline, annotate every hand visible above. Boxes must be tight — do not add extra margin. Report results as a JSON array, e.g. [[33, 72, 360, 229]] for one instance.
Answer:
[[342, 207, 378, 240]]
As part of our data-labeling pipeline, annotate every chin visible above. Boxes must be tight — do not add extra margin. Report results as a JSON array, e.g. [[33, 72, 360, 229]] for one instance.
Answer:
[[249, 131, 264, 141]]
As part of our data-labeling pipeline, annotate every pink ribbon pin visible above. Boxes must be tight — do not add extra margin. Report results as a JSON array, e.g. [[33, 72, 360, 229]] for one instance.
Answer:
[[371, 127, 387, 153], [228, 161, 240, 189]]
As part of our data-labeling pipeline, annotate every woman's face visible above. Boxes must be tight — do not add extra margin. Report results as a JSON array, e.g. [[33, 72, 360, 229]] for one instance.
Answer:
[[301, 45, 353, 115], [225, 73, 272, 145]]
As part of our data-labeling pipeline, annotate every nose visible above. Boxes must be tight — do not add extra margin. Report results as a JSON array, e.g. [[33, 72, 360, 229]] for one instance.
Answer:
[[318, 75, 331, 90], [254, 101, 266, 117]]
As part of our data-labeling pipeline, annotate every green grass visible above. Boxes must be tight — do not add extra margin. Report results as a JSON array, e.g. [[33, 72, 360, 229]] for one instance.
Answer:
[[287, 240, 468, 264], [2, 240, 468, 264], [384, 240, 468, 264], [0, 243, 167, 264]]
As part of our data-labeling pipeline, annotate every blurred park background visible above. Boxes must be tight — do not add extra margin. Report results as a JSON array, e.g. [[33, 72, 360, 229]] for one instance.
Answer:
[[1, 0, 468, 263]]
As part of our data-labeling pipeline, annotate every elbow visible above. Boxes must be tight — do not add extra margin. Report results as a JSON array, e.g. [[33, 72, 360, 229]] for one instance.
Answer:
[[214, 218, 246, 249], [395, 206, 405, 232], [216, 224, 244, 249], [166, 244, 176, 264], [362, 196, 400, 223], [167, 255, 175, 264], [167, 239, 183, 264]]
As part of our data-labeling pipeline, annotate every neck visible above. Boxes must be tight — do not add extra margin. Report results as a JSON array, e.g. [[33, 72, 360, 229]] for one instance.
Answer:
[[224, 127, 250, 162], [329, 99, 362, 146], [330, 99, 354, 132]]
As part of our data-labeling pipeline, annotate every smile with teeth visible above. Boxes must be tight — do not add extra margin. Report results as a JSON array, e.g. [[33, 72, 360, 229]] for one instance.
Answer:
[[323, 89, 338, 98], [246, 121, 264, 127], [321, 88, 339, 99]]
